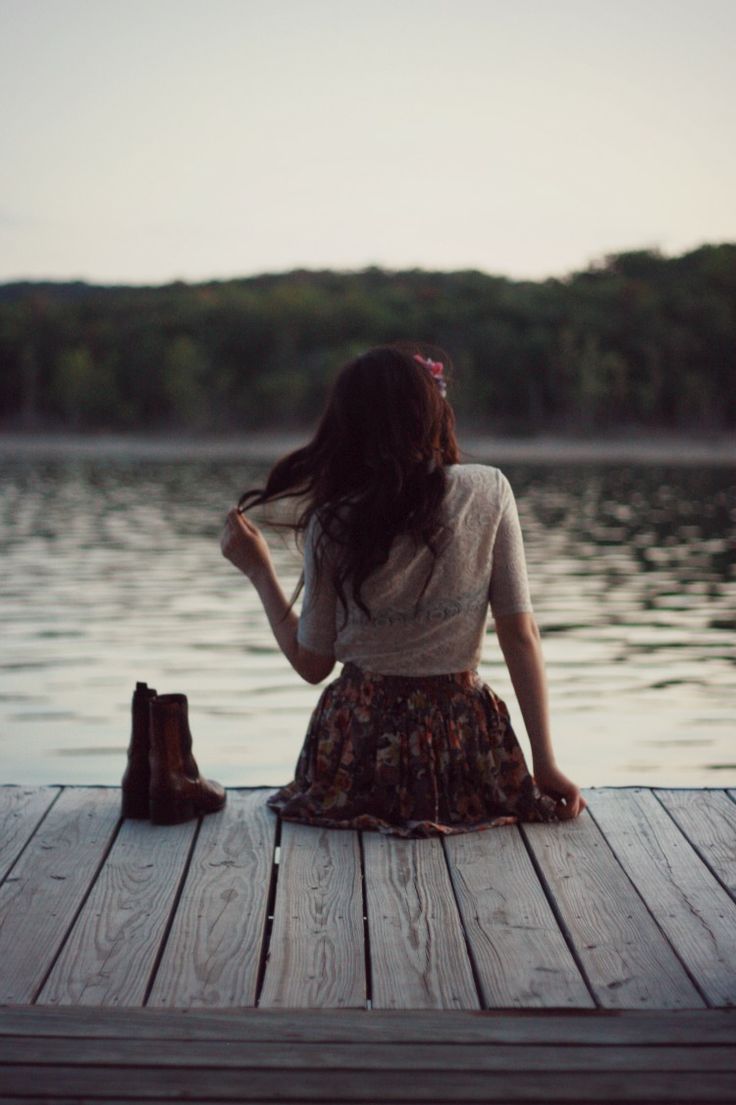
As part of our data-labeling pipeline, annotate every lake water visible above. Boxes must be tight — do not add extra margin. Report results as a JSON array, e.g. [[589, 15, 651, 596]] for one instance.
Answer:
[[1, 440, 734, 788]]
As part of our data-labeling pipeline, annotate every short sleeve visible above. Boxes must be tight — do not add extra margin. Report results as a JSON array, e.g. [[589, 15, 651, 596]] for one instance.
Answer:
[[297, 514, 339, 656], [488, 474, 534, 618]]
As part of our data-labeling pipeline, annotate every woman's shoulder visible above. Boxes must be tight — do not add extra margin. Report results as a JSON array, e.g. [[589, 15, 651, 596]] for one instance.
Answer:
[[442, 465, 515, 527], [445, 462, 511, 496]]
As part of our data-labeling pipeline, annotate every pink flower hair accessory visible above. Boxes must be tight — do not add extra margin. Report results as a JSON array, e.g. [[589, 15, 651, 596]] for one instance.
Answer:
[[413, 353, 447, 397]]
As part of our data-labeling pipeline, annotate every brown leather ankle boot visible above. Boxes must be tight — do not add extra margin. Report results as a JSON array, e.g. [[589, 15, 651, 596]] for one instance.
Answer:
[[121, 682, 157, 818], [148, 694, 226, 825]]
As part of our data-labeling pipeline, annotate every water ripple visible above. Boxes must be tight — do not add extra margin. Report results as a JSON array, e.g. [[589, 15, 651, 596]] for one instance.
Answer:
[[0, 454, 734, 787]]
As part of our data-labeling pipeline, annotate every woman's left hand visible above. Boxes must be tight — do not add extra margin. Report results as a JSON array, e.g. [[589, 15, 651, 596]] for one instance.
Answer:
[[534, 763, 587, 820], [220, 507, 272, 580]]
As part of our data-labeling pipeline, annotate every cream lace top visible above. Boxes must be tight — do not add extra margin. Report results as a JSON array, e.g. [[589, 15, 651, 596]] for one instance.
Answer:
[[296, 464, 533, 675]]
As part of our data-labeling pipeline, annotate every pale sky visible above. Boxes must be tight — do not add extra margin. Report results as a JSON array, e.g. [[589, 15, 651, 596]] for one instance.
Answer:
[[1, 0, 734, 284]]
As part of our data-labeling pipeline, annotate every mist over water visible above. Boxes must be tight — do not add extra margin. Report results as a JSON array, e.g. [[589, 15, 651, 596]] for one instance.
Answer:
[[0, 449, 734, 788]]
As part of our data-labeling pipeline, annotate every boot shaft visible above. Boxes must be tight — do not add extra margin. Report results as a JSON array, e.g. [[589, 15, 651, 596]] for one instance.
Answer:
[[129, 682, 157, 759], [155, 692, 199, 778], [121, 681, 157, 818], [149, 693, 190, 791], [148, 692, 226, 824]]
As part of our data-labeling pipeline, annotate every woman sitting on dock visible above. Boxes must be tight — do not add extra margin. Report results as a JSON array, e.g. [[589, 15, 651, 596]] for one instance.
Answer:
[[220, 344, 586, 836]]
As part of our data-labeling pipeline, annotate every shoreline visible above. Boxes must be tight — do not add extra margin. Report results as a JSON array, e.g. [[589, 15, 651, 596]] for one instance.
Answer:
[[0, 429, 734, 465]]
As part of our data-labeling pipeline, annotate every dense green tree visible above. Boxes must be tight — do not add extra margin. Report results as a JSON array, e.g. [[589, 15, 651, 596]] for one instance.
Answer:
[[162, 335, 209, 426], [0, 243, 733, 432]]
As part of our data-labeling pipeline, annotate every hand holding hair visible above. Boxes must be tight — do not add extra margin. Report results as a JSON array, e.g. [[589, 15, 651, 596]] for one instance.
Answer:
[[220, 507, 272, 581]]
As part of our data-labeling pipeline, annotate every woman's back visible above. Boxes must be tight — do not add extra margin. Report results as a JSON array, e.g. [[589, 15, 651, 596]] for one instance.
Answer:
[[223, 342, 585, 832], [298, 463, 534, 675]]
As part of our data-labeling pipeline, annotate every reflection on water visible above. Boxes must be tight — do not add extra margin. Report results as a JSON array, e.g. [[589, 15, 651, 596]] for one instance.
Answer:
[[0, 452, 734, 787]]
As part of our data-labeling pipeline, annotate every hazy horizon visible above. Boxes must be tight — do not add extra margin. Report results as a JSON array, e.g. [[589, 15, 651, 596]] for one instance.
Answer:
[[3, 241, 732, 290]]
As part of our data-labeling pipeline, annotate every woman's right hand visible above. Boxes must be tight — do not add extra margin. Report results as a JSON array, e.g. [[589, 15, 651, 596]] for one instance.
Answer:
[[533, 763, 587, 820], [220, 507, 273, 580]]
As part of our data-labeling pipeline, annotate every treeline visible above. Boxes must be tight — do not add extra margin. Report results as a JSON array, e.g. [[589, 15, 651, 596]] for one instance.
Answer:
[[1, 243, 734, 433]]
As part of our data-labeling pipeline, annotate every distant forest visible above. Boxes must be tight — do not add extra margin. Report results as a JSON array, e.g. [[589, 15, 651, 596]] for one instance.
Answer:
[[1, 243, 734, 433]]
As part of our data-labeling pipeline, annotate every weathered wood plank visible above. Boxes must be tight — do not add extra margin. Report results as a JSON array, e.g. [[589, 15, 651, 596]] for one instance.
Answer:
[[522, 807, 704, 1008], [37, 817, 197, 1006], [147, 790, 277, 1007], [444, 825, 594, 1008], [3, 1036, 736, 1071], [1, 1005, 735, 1045], [1, 784, 733, 1025], [657, 789, 736, 898], [0, 788, 120, 1003], [259, 821, 365, 1008], [0, 786, 60, 882], [1, 1064, 733, 1101], [587, 788, 736, 1007], [363, 833, 479, 1010]]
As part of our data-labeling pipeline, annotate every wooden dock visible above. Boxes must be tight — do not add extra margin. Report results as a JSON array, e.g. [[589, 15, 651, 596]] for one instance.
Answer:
[[1, 784, 735, 1102]]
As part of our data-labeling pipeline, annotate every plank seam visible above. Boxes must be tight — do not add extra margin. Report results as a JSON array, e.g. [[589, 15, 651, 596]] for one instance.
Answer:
[[31, 799, 124, 1005], [3, 1035, 736, 1049], [0, 786, 63, 889], [6, 1042, 736, 1062], [357, 832, 372, 1010], [142, 815, 203, 1006], [254, 811, 282, 1008], [584, 794, 713, 1009], [651, 789, 736, 906], [518, 821, 600, 1009], [438, 836, 486, 1010]]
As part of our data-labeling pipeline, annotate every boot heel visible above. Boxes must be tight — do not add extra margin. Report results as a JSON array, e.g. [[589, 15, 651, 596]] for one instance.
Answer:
[[121, 792, 150, 819], [150, 795, 198, 825]]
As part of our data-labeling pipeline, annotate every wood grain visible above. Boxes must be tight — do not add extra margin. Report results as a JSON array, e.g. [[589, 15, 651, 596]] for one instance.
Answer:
[[1, 1064, 733, 1101], [522, 807, 704, 1008], [2, 785, 733, 1021], [0, 786, 59, 882], [0, 787, 120, 1003], [259, 820, 365, 1008], [2, 1005, 735, 1045], [3, 1036, 736, 1072], [363, 832, 479, 1010], [587, 787, 736, 1006], [147, 790, 277, 1007], [38, 816, 197, 1006], [657, 788, 736, 897], [444, 824, 594, 1007]]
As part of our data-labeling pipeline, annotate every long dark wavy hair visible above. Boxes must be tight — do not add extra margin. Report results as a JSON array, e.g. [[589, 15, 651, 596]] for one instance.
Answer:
[[238, 343, 461, 621]]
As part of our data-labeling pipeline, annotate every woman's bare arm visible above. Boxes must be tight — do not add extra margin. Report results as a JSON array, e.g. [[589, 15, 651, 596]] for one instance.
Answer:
[[494, 611, 586, 818], [220, 508, 335, 685]]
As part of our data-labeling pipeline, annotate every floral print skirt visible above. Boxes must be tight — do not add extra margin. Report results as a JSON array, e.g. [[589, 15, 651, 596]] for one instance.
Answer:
[[266, 662, 558, 837]]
